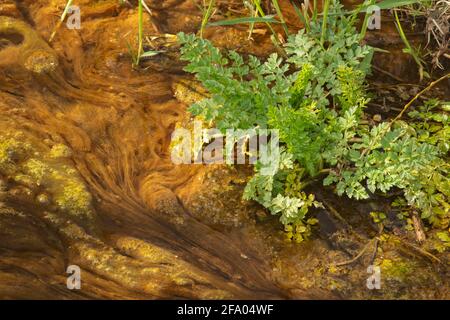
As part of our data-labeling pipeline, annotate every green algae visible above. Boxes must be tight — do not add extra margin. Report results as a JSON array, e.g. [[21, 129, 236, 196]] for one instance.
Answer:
[[49, 144, 73, 159], [23, 158, 49, 186], [379, 258, 415, 282], [54, 179, 92, 217], [0, 131, 93, 220]]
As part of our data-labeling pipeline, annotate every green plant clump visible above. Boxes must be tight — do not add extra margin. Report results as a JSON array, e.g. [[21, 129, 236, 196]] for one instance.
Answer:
[[177, 0, 449, 242]]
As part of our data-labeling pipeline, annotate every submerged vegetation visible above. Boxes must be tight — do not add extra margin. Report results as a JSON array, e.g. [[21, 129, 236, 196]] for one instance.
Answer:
[[177, 0, 449, 243], [0, 131, 94, 221]]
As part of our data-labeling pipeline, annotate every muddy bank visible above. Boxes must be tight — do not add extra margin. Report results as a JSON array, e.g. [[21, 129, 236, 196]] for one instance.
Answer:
[[0, 0, 448, 299]]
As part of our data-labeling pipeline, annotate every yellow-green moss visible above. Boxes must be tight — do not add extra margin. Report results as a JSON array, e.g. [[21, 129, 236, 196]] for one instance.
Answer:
[[49, 144, 72, 159], [23, 159, 49, 186], [0, 132, 93, 220], [54, 180, 93, 217], [0, 137, 28, 173], [379, 258, 415, 282]]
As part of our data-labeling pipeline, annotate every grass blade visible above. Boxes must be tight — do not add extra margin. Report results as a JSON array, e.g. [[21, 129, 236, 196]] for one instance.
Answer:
[[140, 50, 162, 58], [136, 0, 143, 66], [393, 9, 428, 80], [200, 0, 216, 38], [359, 0, 376, 40], [207, 15, 279, 26], [320, 0, 331, 45], [361, 0, 421, 11], [271, 0, 289, 36], [61, 0, 74, 22]]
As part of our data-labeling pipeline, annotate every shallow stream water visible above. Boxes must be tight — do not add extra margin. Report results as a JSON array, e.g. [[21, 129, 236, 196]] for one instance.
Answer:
[[0, 0, 447, 299]]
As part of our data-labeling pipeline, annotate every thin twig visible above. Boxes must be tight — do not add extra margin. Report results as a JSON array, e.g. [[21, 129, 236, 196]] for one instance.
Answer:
[[361, 72, 450, 157], [49, 0, 74, 42], [369, 225, 383, 265], [393, 235, 443, 265], [393, 72, 450, 122], [334, 238, 376, 267], [369, 238, 379, 265], [324, 202, 347, 225], [372, 65, 405, 83], [322, 201, 367, 241]]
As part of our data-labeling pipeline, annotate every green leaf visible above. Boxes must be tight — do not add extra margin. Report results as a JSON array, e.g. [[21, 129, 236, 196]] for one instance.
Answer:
[[140, 50, 163, 58], [361, 0, 422, 11], [207, 15, 279, 26]]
